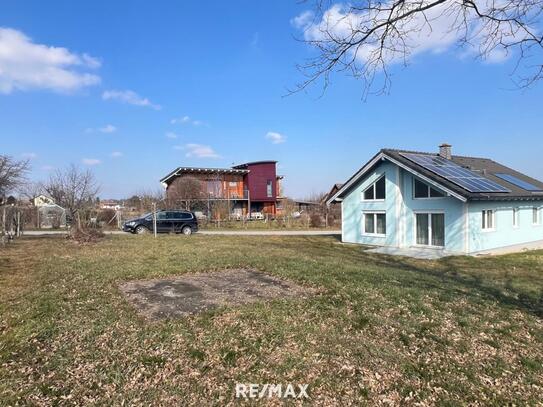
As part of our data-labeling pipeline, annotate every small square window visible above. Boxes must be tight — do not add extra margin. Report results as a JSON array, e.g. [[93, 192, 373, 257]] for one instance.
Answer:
[[482, 210, 494, 230], [363, 212, 386, 236]]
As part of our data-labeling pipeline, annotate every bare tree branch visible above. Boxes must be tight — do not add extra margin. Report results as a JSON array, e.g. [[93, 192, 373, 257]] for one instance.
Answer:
[[292, 0, 543, 96]]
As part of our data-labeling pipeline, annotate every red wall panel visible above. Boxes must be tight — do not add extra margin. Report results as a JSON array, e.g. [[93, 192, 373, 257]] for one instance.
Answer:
[[245, 162, 276, 202]]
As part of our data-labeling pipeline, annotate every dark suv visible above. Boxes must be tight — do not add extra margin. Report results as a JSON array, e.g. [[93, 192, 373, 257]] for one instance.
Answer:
[[122, 210, 198, 235]]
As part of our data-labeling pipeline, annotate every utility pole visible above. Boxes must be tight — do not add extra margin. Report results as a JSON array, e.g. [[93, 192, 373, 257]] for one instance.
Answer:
[[1, 205, 5, 237]]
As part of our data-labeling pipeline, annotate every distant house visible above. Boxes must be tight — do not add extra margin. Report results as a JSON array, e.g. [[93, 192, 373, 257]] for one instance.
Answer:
[[161, 161, 284, 217], [100, 200, 123, 210], [327, 144, 543, 254], [33, 195, 55, 207], [321, 183, 343, 205]]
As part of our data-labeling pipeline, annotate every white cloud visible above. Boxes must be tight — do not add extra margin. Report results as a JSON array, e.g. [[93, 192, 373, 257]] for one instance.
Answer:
[[85, 124, 117, 134], [21, 152, 37, 159], [293, 2, 524, 68], [171, 115, 190, 124], [82, 158, 101, 165], [110, 151, 123, 158], [165, 131, 179, 139], [171, 115, 205, 126], [265, 131, 286, 144], [99, 124, 117, 133], [291, 10, 314, 30], [41, 165, 54, 171], [0, 27, 101, 94], [102, 89, 161, 110], [182, 143, 220, 158]]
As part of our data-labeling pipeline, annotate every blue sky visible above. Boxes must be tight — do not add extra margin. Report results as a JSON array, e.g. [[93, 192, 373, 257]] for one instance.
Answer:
[[1, 1, 542, 199]]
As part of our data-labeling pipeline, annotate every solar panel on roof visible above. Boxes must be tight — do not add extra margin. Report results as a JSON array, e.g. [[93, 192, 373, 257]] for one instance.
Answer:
[[494, 173, 543, 192], [399, 153, 511, 193]]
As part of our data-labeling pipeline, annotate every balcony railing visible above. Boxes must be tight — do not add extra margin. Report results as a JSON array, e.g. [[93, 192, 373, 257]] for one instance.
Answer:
[[206, 189, 249, 200]]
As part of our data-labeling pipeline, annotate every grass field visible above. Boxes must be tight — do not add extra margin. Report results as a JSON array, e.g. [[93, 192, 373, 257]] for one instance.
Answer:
[[1, 235, 542, 405]]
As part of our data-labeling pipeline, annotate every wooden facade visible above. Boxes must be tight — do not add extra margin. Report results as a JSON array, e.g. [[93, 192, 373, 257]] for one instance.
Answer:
[[161, 161, 283, 217]]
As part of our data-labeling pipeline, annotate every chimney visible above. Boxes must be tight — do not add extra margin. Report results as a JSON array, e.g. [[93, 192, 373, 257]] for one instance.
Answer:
[[439, 143, 452, 160]]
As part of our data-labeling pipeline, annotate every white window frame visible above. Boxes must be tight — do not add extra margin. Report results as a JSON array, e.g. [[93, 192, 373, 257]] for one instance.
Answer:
[[482, 209, 495, 231], [512, 208, 519, 229], [361, 175, 386, 202], [413, 211, 446, 248], [413, 178, 446, 200], [362, 211, 386, 237], [533, 207, 541, 226]]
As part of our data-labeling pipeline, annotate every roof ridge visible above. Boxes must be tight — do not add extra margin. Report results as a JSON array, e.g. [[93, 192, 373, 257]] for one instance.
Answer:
[[381, 148, 492, 161]]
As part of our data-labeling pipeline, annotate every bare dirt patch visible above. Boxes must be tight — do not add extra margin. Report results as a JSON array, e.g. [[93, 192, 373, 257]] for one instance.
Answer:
[[119, 269, 314, 320]]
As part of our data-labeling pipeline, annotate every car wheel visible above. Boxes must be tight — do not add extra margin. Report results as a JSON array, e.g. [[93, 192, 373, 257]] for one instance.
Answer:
[[135, 225, 148, 234], [181, 226, 192, 235]]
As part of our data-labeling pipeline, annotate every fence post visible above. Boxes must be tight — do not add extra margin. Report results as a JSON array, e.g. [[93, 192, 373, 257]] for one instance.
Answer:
[[152, 203, 157, 238], [2, 206, 6, 236]]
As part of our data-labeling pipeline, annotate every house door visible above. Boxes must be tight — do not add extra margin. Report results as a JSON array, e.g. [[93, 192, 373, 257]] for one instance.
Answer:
[[415, 213, 445, 247]]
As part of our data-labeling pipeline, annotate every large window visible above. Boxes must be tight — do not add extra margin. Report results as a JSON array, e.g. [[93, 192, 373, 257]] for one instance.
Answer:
[[363, 176, 385, 200], [414, 179, 445, 198], [363, 212, 386, 236], [482, 210, 495, 230], [415, 213, 445, 247], [415, 213, 445, 246], [534, 207, 540, 225]]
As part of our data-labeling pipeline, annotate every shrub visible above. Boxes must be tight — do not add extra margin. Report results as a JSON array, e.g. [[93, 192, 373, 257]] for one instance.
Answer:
[[97, 209, 116, 224], [310, 213, 323, 228], [68, 228, 105, 244]]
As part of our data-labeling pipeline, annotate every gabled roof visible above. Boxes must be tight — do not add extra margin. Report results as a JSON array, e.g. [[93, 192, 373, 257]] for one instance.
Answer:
[[321, 183, 344, 204], [328, 148, 543, 204]]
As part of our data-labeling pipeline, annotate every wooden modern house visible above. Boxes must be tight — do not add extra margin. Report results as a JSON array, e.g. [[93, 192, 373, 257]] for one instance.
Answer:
[[160, 161, 284, 217]]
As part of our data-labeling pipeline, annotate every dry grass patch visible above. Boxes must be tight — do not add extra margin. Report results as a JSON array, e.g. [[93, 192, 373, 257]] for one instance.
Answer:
[[119, 269, 316, 320], [0, 235, 542, 405]]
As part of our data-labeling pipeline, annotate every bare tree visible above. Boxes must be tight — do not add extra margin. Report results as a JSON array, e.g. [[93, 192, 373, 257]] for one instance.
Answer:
[[166, 176, 205, 210], [0, 155, 29, 202], [294, 0, 543, 96], [135, 189, 165, 212], [42, 164, 100, 229], [19, 181, 43, 202]]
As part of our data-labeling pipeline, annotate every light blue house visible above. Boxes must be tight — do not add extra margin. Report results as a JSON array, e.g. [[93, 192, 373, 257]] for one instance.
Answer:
[[327, 145, 543, 255]]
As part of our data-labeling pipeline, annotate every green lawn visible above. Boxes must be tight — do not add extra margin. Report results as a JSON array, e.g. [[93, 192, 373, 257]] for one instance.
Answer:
[[1, 235, 542, 405]]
